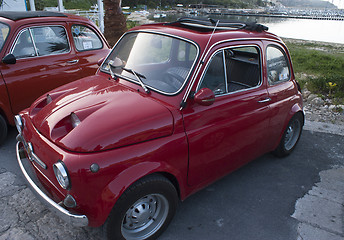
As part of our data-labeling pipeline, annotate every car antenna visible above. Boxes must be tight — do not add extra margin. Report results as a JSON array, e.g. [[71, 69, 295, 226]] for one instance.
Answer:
[[179, 18, 219, 110], [202, 18, 219, 64]]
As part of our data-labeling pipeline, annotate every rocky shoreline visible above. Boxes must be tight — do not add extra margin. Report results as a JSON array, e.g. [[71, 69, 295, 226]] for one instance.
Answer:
[[303, 88, 344, 125]]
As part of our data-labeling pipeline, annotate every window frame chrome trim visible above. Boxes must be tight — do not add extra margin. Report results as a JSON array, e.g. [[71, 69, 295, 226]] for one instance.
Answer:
[[28, 28, 39, 56]]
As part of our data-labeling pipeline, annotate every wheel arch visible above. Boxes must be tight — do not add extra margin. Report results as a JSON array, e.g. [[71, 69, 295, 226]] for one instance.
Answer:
[[273, 103, 304, 151], [93, 162, 183, 227]]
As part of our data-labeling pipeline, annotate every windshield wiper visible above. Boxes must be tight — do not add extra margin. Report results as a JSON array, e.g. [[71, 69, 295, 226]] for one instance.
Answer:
[[121, 67, 150, 94]]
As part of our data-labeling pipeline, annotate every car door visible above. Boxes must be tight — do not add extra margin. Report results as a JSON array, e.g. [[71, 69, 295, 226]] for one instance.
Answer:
[[183, 44, 271, 186], [1, 23, 82, 115], [70, 23, 110, 78], [264, 42, 297, 149]]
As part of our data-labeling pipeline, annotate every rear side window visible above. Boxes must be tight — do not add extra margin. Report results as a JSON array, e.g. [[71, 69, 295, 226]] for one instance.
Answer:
[[199, 46, 261, 95], [266, 46, 290, 85], [72, 25, 102, 51], [12, 26, 70, 59]]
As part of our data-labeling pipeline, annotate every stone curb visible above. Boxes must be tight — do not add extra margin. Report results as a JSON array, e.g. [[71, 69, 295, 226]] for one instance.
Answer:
[[304, 120, 344, 136]]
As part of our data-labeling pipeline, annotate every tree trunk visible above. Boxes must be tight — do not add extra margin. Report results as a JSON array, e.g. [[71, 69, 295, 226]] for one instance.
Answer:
[[103, 0, 127, 47]]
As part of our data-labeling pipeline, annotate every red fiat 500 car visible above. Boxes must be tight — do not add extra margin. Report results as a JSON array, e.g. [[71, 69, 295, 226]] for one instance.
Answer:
[[0, 11, 110, 144], [15, 18, 303, 240]]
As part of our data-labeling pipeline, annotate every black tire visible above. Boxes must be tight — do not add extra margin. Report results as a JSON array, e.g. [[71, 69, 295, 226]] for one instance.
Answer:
[[273, 113, 303, 157], [104, 174, 178, 240], [0, 114, 7, 145]]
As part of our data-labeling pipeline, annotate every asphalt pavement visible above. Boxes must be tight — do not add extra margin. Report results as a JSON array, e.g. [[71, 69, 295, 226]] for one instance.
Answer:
[[0, 121, 343, 240]]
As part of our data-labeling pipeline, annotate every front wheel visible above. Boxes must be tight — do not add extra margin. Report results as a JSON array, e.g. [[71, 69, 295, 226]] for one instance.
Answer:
[[273, 113, 303, 157], [104, 175, 178, 240]]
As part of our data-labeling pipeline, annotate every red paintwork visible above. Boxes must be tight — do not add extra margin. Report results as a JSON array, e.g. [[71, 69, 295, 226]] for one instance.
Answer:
[[18, 22, 303, 227], [0, 13, 110, 125]]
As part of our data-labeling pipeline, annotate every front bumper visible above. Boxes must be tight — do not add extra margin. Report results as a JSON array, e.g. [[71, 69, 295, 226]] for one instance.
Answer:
[[16, 140, 89, 227]]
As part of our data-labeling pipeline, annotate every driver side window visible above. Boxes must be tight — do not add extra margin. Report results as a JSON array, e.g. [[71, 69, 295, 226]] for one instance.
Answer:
[[12, 29, 36, 59], [200, 51, 226, 95], [199, 46, 261, 96]]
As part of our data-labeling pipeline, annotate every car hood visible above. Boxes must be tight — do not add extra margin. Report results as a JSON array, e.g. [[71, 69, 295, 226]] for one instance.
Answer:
[[30, 76, 174, 152]]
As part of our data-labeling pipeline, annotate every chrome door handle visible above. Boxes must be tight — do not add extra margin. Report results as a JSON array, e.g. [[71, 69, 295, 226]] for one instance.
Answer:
[[67, 59, 79, 64], [258, 98, 271, 103]]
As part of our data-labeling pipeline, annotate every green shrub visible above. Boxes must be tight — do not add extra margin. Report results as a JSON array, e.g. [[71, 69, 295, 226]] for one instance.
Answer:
[[286, 41, 344, 103]]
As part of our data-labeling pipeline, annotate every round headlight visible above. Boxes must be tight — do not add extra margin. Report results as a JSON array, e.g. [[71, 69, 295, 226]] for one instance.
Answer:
[[53, 161, 70, 189], [14, 115, 24, 134]]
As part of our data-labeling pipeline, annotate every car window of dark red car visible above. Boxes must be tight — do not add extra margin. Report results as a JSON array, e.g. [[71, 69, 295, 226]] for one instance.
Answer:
[[266, 46, 290, 85], [12, 29, 36, 58], [12, 26, 70, 59], [71, 25, 103, 51], [31, 26, 70, 56]]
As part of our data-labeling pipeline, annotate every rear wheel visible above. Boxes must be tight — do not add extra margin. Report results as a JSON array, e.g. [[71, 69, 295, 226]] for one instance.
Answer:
[[274, 113, 303, 157], [0, 114, 7, 145], [104, 175, 178, 240]]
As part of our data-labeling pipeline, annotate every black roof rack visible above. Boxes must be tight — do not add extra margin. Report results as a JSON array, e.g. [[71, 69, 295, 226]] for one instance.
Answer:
[[172, 17, 268, 32], [0, 11, 68, 21]]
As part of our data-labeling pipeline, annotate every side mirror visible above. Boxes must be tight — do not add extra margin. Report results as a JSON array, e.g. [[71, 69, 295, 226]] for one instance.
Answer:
[[97, 57, 105, 66], [2, 54, 16, 64], [194, 88, 215, 106]]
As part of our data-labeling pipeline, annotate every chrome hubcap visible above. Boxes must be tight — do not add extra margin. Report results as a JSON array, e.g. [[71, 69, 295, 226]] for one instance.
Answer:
[[121, 194, 169, 240], [284, 119, 301, 151]]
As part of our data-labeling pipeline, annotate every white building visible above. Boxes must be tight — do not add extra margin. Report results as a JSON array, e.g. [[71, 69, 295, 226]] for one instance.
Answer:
[[0, 0, 27, 11]]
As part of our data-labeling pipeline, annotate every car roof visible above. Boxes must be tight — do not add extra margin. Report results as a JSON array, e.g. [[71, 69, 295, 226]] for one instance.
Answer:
[[130, 17, 282, 48], [0, 11, 90, 24], [0, 11, 68, 21]]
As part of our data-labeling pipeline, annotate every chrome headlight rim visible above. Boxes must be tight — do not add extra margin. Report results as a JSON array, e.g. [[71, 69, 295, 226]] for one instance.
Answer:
[[53, 161, 71, 190], [14, 115, 24, 134]]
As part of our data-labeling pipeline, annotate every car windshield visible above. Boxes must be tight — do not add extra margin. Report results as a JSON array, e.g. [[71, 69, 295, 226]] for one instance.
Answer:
[[0, 22, 10, 51], [101, 32, 198, 94]]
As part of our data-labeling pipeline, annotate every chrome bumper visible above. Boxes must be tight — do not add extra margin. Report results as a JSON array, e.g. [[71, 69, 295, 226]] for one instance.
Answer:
[[16, 141, 89, 227]]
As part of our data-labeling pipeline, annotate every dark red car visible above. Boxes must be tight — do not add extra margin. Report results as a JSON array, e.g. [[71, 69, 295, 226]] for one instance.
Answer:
[[0, 11, 110, 144], [15, 18, 303, 240]]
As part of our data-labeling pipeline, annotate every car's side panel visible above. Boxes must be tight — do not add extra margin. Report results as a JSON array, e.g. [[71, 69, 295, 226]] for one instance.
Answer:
[[0, 73, 13, 124], [183, 42, 271, 187], [184, 87, 271, 187]]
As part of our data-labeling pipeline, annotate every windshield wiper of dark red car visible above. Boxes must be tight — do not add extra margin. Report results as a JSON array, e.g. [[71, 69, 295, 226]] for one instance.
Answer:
[[121, 67, 150, 94]]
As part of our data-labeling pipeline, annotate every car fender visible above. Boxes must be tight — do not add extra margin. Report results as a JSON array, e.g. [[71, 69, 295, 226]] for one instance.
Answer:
[[274, 101, 304, 150], [94, 160, 184, 227]]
